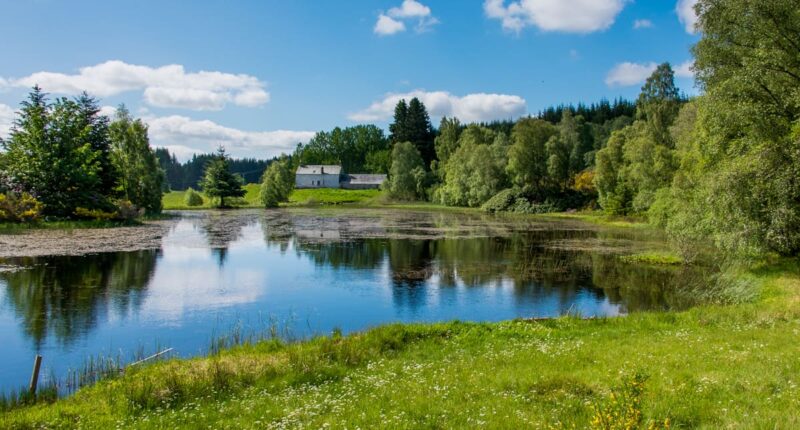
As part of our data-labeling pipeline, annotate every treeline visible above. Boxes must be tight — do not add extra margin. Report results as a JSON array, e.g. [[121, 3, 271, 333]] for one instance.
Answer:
[[0, 87, 163, 220], [155, 149, 271, 191], [375, 0, 799, 258]]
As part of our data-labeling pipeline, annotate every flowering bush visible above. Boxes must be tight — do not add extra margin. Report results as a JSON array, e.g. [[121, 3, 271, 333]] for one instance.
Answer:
[[0, 192, 43, 223]]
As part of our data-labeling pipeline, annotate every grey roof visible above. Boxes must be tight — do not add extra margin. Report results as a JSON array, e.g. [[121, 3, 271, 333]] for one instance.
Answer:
[[296, 165, 342, 175], [346, 174, 387, 185]]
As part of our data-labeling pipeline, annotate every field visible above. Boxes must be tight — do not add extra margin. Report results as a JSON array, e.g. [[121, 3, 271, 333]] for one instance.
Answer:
[[3, 259, 799, 428], [162, 186, 381, 210]]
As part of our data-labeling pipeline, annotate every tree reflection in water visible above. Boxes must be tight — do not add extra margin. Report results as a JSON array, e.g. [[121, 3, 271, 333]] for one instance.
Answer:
[[0, 250, 159, 349]]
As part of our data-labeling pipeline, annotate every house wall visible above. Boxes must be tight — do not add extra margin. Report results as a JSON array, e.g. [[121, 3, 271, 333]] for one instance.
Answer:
[[295, 174, 340, 189]]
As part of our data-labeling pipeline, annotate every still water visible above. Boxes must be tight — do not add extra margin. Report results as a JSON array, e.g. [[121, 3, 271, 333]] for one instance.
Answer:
[[0, 209, 696, 392]]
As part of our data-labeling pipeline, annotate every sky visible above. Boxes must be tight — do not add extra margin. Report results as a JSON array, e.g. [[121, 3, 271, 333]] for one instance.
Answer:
[[0, 0, 700, 160]]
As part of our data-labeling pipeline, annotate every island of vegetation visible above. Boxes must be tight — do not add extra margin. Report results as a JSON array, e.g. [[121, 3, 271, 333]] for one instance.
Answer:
[[1, 0, 799, 428]]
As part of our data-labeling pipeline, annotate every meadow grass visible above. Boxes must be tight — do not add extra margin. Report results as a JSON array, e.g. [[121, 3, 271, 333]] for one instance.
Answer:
[[3, 259, 799, 429], [162, 186, 381, 210]]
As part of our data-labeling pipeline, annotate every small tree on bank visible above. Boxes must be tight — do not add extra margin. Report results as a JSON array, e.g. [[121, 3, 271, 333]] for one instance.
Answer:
[[260, 157, 294, 208], [200, 147, 245, 208]]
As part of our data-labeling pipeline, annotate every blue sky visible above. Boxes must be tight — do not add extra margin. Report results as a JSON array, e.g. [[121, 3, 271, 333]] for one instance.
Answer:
[[0, 0, 700, 160]]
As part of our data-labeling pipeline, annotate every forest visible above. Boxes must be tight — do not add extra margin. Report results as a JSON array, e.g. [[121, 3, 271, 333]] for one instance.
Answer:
[[1, 0, 798, 259]]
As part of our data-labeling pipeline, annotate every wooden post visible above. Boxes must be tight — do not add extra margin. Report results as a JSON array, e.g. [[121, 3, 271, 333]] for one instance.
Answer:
[[29, 355, 42, 396]]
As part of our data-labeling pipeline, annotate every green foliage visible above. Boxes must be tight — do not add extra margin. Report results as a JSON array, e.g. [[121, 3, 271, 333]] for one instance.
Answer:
[[295, 125, 389, 174], [0, 192, 42, 222], [259, 157, 294, 208], [480, 188, 557, 214], [637, 63, 682, 148], [364, 149, 391, 174], [109, 106, 164, 214], [433, 116, 462, 171], [387, 142, 427, 200], [200, 147, 246, 208], [436, 125, 508, 207], [183, 188, 204, 207], [656, 0, 800, 256], [2, 87, 110, 216], [507, 118, 559, 195], [389, 98, 436, 167]]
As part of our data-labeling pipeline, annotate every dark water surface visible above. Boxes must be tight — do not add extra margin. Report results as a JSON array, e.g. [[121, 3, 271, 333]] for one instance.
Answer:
[[0, 209, 697, 392]]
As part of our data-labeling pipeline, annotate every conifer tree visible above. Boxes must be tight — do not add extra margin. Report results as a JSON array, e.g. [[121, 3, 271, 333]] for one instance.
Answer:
[[200, 147, 245, 208]]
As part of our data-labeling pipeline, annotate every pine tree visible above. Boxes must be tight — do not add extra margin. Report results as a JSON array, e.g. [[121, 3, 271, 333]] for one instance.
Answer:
[[200, 147, 245, 208]]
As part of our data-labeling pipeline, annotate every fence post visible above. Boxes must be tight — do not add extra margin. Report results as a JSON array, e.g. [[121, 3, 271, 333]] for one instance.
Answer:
[[29, 355, 42, 396]]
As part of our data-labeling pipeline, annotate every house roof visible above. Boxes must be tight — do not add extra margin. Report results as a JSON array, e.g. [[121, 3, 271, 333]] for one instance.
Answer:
[[346, 174, 387, 185], [296, 165, 342, 175]]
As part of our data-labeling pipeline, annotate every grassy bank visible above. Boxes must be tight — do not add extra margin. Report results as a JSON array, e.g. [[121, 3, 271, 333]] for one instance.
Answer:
[[162, 186, 381, 210], [0, 218, 144, 232], [3, 260, 799, 428]]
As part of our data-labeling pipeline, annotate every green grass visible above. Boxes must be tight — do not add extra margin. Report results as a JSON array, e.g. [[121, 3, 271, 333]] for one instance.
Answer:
[[3, 259, 799, 428], [162, 186, 382, 210], [0, 218, 144, 232], [619, 251, 684, 265], [287, 188, 381, 205]]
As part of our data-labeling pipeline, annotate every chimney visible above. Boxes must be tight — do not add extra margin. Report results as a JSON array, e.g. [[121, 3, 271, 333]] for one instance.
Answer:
[[321, 166, 324, 174]]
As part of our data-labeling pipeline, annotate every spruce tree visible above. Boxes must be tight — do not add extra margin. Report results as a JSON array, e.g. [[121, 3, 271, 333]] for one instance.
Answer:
[[200, 147, 245, 208]]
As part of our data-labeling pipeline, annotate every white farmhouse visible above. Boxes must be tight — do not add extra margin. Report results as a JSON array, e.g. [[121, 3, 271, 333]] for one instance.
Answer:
[[295, 165, 342, 189], [295, 165, 387, 189]]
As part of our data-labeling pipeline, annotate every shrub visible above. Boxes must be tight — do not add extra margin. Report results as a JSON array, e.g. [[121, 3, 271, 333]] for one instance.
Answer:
[[482, 188, 558, 214], [481, 188, 518, 213], [184, 188, 204, 207], [74, 207, 118, 221], [115, 200, 143, 221], [0, 193, 43, 223]]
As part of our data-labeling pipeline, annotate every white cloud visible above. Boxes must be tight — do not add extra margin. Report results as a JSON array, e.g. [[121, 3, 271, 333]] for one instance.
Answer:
[[144, 115, 314, 160], [0, 103, 15, 138], [2, 60, 270, 111], [674, 60, 694, 79], [98, 105, 118, 118], [388, 0, 431, 18], [374, 14, 406, 35], [605, 62, 658, 87], [633, 19, 653, 29], [676, 0, 699, 34], [375, 1, 438, 35], [605, 60, 695, 87], [349, 90, 527, 123], [484, 0, 628, 33]]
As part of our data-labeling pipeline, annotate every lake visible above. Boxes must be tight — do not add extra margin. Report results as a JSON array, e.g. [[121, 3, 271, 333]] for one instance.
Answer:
[[0, 209, 700, 393]]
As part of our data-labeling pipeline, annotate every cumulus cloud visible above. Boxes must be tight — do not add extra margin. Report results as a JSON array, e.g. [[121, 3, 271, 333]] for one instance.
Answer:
[[633, 19, 653, 29], [349, 90, 527, 123], [144, 115, 314, 160], [676, 0, 699, 34], [674, 60, 694, 79], [375, 0, 438, 35], [0, 103, 15, 137], [605, 62, 658, 87], [374, 14, 406, 35], [484, 0, 627, 33], [2, 60, 270, 111], [605, 60, 695, 87]]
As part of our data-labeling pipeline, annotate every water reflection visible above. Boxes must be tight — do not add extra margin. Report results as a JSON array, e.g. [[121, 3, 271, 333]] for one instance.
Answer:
[[0, 209, 703, 391], [1, 250, 159, 349]]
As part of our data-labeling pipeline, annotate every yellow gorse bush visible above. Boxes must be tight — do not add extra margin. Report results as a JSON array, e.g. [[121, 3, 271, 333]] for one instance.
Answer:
[[0, 193, 43, 223]]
